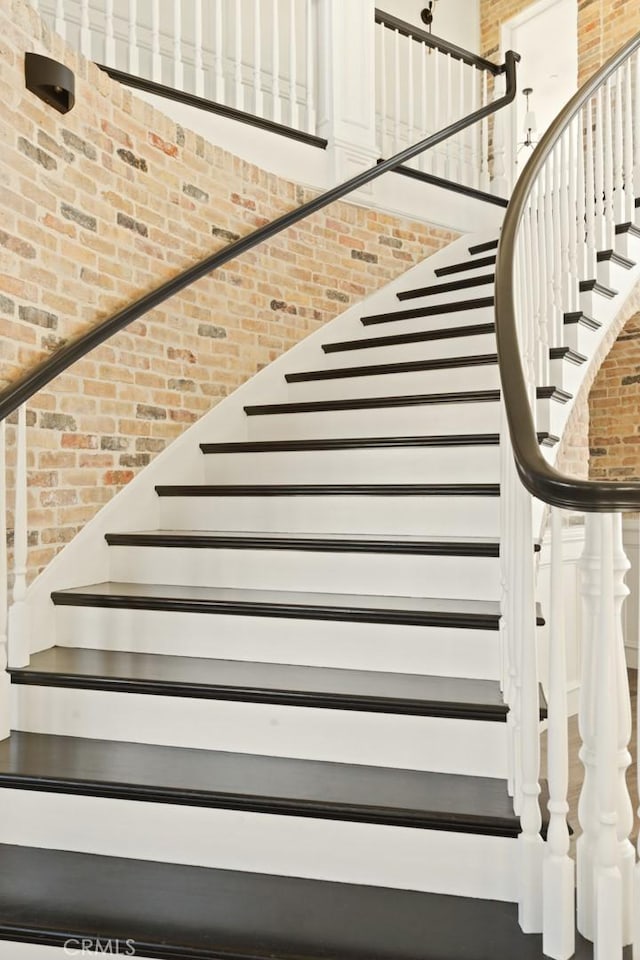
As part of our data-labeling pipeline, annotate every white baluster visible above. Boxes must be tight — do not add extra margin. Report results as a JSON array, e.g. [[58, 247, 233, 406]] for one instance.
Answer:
[[612, 513, 634, 946], [559, 134, 572, 321], [624, 60, 634, 222], [542, 508, 575, 960], [288, 0, 298, 130], [253, 0, 264, 117], [214, 0, 225, 102], [538, 164, 551, 386], [634, 52, 640, 203], [595, 87, 606, 254], [406, 31, 414, 161], [604, 79, 616, 249], [104, 0, 115, 65], [445, 53, 452, 178], [7, 404, 29, 669], [552, 144, 564, 347], [528, 183, 542, 387], [151, 0, 161, 83], [393, 30, 401, 153], [54, 0, 66, 42], [378, 24, 388, 156], [592, 512, 623, 960], [0, 419, 10, 740], [420, 42, 428, 172], [173, 0, 183, 91], [271, 0, 282, 123], [470, 66, 479, 188], [433, 48, 441, 176], [194, 0, 204, 97], [576, 109, 588, 289], [234, 0, 244, 111], [586, 97, 597, 275], [305, 0, 315, 134], [517, 479, 543, 934], [614, 67, 625, 225], [79, 0, 90, 58], [578, 513, 603, 942], [480, 71, 490, 191], [128, 0, 139, 75], [492, 72, 508, 197], [569, 120, 579, 314]]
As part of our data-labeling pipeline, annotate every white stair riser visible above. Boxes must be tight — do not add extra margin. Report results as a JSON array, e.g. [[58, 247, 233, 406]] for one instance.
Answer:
[[354, 304, 495, 337], [317, 332, 496, 368], [563, 321, 598, 356], [202, 445, 501, 484], [579, 288, 614, 318], [246, 401, 502, 440], [535, 398, 568, 439], [158, 494, 500, 537], [108, 545, 501, 601], [11, 686, 509, 777], [0, 788, 519, 901], [596, 258, 630, 291], [549, 357, 583, 396], [614, 230, 640, 262], [286, 365, 499, 402], [54, 606, 502, 680]]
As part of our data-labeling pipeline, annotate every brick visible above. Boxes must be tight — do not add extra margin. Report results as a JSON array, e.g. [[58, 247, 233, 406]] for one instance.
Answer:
[[117, 148, 148, 172], [61, 129, 98, 161], [40, 413, 76, 431], [104, 469, 134, 485], [212, 226, 240, 242], [0, 229, 36, 259], [0, 294, 15, 315], [18, 136, 56, 170], [116, 212, 148, 237], [18, 305, 57, 329], [136, 404, 167, 420], [149, 132, 178, 157], [198, 324, 227, 339], [183, 183, 209, 203]]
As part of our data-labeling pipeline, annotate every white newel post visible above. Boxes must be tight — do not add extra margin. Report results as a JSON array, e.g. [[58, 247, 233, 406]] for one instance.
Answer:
[[315, 0, 378, 184], [8, 404, 29, 669]]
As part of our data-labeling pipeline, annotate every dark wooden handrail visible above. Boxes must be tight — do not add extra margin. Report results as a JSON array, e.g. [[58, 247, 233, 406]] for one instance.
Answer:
[[374, 8, 504, 75], [494, 32, 640, 512], [0, 51, 519, 422]]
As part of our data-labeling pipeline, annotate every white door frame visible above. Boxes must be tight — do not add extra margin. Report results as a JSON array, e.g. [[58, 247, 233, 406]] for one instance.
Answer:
[[501, 0, 578, 183]]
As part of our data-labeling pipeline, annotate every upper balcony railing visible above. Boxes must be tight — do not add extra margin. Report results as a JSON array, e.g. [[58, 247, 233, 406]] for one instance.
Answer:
[[32, 0, 510, 199]]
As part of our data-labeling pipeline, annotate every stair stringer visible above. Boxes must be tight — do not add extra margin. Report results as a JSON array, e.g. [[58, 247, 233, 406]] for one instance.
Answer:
[[22, 230, 490, 658]]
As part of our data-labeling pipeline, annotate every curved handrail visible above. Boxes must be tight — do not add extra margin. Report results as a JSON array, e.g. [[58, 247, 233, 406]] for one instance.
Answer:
[[495, 32, 640, 512], [0, 51, 519, 423]]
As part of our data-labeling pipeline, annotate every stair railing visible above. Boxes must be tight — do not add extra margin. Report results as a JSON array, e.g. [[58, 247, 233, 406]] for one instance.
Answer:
[[33, 0, 318, 134], [494, 31, 640, 960], [0, 47, 519, 708], [374, 9, 506, 195]]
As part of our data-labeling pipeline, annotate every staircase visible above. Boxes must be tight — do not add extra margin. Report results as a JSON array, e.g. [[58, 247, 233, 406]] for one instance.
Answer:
[[0, 231, 609, 959]]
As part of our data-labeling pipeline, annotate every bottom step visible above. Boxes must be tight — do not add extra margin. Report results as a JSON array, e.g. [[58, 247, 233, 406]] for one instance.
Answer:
[[0, 844, 601, 959]]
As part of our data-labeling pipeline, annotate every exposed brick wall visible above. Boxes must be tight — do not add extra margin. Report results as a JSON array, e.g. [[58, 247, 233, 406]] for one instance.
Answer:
[[1, 0, 457, 583], [480, 0, 640, 84], [589, 310, 640, 481]]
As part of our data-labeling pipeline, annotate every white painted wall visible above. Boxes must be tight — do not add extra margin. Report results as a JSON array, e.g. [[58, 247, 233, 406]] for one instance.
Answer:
[[501, 0, 578, 181]]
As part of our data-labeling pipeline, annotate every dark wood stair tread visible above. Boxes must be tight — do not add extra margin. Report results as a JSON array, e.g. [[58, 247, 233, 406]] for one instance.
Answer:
[[153, 482, 500, 497], [11, 648, 508, 720], [244, 389, 502, 416], [200, 433, 505, 453], [105, 530, 502, 557], [468, 239, 499, 254], [0, 844, 601, 959], [51, 581, 504, 629], [284, 354, 498, 383], [579, 278, 618, 298], [0, 731, 518, 834], [435, 255, 496, 277], [397, 272, 494, 301], [323, 322, 495, 353], [360, 297, 494, 326]]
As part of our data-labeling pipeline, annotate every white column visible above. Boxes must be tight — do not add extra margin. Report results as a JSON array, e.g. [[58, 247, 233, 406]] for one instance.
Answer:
[[316, 0, 378, 182], [8, 404, 29, 669]]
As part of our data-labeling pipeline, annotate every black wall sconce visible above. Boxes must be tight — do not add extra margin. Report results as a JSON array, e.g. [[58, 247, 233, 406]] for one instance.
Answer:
[[25, 52, 75, 114]]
